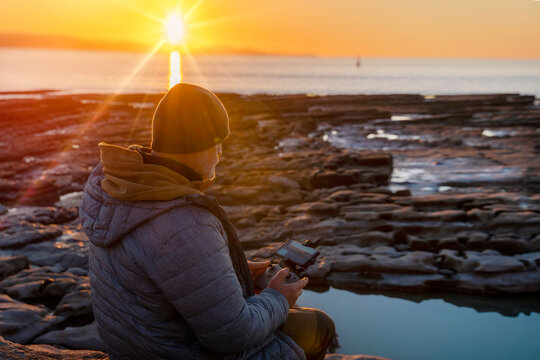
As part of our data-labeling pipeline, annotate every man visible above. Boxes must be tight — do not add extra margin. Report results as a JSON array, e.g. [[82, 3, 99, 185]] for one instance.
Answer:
[[79, 83, 335, 359]]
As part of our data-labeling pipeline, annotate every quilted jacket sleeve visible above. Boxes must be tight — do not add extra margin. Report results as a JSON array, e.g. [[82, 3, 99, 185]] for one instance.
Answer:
[[142, 206, 290, 355]]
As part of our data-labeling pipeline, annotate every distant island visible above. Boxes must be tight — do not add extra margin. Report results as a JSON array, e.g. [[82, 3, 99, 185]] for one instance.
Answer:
[[0, 32, 315, 57]]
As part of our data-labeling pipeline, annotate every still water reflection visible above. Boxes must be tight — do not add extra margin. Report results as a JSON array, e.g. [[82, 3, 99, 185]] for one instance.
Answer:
[[299, 288, 540, 360], [169, 51, 182, 89]]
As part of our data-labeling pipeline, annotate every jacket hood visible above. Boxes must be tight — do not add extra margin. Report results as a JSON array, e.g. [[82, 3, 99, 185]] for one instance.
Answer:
[[99, 142, 209, 201], [79, 144, 212, 248]]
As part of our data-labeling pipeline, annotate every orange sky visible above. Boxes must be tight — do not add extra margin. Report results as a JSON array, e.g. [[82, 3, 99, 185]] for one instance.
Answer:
[[0, 0, 539, 58]]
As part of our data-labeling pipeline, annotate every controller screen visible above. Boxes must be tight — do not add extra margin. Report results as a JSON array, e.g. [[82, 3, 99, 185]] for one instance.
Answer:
[[276, 241, 317, 265]]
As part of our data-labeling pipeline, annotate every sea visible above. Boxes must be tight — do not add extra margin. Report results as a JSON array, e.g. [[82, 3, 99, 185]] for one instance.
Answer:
[[1, 47, 540, 97], [2, 47, 540, 359]]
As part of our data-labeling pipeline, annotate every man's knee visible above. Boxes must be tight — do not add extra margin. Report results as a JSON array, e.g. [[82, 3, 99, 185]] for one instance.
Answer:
[[313, 309, 335, 348], [283, 307, 336, 359]]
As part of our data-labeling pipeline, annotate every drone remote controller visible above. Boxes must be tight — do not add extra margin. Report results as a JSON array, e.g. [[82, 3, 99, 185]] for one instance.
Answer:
[[254, 264, 300, 290], [254, 239, 320, 290]]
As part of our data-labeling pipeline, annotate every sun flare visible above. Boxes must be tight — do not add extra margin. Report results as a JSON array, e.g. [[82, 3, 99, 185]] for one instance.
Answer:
[[166, 12, 186, 45]]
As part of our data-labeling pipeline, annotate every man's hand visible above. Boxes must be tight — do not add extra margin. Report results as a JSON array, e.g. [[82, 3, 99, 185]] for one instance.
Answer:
[[268, 268, 308, 308], [248, 260, 271, 281]]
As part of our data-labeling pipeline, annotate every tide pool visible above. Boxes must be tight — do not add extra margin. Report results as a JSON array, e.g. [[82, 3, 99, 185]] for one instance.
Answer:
[[299, 288, 540, 360]]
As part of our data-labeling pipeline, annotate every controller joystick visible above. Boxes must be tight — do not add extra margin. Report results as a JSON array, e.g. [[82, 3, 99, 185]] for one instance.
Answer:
[[254, 264, 300, 290]]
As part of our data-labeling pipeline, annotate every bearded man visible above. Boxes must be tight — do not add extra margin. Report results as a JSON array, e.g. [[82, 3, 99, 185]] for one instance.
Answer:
[[80, 83, 335, 360]]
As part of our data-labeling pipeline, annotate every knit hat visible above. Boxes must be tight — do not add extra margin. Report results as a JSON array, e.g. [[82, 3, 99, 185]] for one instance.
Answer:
[[151, 83, 229, 154]]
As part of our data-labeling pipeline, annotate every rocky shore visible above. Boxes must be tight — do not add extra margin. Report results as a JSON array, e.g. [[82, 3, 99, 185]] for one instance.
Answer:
[[0, 90, 539, 357]]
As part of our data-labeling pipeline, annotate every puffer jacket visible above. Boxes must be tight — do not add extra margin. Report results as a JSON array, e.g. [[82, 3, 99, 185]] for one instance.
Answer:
[[79, 165, 305, 360]]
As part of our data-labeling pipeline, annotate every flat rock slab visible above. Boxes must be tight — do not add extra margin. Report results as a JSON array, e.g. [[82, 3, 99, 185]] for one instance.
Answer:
[[326, 269, 540, 294], [0, 334, 385, 360], [331, 251, 438, 274], [55, 192, 84, 209], [0, 255, 29, 280], [0, 294, 64, 344], [326, 355, 390, 360], [0, 267, 88, 304], [6, 206, 79, 226], [0, 223, 62, 249], [9, 238, 89, 269], [54, 286, 93, 318], [0, 335, 108, 360], [34, 322, 106, 352], [454, 271, 540, 293]]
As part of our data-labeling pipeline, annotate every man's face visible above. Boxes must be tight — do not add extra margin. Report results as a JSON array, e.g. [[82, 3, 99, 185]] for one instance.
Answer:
[[206, 143, 222, 180]]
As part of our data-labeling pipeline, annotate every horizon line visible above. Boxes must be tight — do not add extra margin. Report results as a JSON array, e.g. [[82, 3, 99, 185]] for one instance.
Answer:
[[1, 32, 539, 61]]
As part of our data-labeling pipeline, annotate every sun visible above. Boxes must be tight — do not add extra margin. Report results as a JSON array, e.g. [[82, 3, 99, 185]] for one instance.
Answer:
[[165, 12, 186, 45]]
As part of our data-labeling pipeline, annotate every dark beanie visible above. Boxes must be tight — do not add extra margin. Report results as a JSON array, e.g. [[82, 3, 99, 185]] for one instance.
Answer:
[[151, 83, 230, 154]]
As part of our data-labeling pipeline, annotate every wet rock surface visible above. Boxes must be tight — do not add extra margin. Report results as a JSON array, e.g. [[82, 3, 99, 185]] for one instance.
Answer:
[[326, 355, 390, 360], [0, 294, 64, 344], [0, 91, 539, 356], [0, 335, 108, 359], [0, 256, 29, 280], [33, 322, 106, 352]]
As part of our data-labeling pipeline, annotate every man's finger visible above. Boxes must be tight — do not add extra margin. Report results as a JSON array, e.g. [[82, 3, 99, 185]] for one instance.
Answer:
[[271, 268, 290, 283], [252, 260, 271, 269], [297, 277, 309, 289]]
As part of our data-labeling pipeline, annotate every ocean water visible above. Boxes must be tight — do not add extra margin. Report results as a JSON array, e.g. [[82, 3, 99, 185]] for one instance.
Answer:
[[2, 47, 540, 359], [1, 47, 540, 96]]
